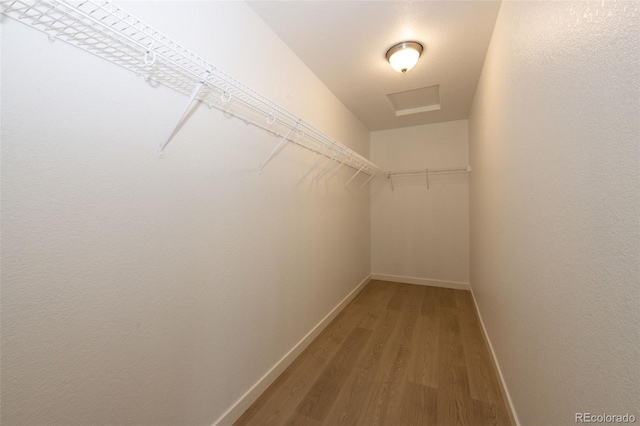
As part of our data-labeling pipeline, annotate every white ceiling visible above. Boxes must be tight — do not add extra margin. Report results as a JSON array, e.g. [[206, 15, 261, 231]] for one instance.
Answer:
[[248, 1, 502, 131]]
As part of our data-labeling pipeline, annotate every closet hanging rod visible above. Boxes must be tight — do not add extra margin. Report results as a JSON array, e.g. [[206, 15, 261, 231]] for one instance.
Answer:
[[1, 0, 386, 180]]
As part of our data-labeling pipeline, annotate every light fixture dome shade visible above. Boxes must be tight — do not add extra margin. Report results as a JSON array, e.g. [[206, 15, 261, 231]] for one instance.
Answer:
[[386, 41, 423, 74]]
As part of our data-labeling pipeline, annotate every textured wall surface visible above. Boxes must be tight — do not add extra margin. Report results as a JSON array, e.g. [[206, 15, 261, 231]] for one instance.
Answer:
[[469, 1, 640, 424], [370, 120, 469, 284], [0, 2, 371, 424]]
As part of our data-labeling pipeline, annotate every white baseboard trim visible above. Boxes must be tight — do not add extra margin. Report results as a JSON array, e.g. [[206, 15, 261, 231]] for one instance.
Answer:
[[371, 273, 470, 291], [468, 286, 520, 426], [213, 274, 371, 426]]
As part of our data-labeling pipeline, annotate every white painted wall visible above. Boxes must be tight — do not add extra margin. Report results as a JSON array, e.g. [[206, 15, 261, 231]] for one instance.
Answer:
[[469, 1, 640, 424], [370, 120, 469, 285], [0, 2, 371, 425]]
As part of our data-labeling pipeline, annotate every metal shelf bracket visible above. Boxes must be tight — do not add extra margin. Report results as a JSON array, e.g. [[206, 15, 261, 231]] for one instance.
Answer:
[[159, 70, 211, 156], [344, 164, 366, 188], [258, 120, 301, 172]]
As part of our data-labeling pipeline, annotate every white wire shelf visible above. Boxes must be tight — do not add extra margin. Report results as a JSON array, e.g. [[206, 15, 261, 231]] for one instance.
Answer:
[[387, 166, 472, 177], [386, 166, 471, 191], [1, 0, 386, 186]]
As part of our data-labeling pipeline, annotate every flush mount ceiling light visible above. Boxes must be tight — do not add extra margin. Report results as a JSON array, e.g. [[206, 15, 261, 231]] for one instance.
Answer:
[[386, 41, 423, 74]]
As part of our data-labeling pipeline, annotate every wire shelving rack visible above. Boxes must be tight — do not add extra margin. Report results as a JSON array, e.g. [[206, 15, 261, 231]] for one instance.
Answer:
[[386, 166, 471, 191], [1, 0, 387, 186]]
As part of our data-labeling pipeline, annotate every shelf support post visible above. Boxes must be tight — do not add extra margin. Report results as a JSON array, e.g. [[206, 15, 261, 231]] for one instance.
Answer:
[[325, 153, 349, 182], [358, 173, 375, 189], [300, 144, 333, 181], [258, 120, 301, 172], [344, 164, 366, 188], [159, 74, 209, 156], [313, 148, 338, 181]]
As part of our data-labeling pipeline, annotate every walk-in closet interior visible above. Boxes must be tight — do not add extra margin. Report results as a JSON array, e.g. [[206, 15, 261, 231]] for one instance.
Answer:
[[1, 1, 638, 425]]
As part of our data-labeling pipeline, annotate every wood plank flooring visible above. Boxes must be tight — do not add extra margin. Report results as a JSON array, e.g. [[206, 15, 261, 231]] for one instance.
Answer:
[[235, 280, 512, 426]]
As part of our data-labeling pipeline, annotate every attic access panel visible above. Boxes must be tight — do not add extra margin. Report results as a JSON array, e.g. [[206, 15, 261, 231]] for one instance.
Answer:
[[386, 85, 441, 116]]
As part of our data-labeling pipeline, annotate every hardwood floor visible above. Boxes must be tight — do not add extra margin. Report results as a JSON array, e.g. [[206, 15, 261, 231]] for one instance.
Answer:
[[235, 280, 512, 426]]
